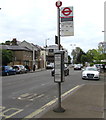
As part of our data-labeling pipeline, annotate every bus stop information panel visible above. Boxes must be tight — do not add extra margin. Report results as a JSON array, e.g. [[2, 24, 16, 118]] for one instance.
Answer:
[[54, 51, 64, 83]]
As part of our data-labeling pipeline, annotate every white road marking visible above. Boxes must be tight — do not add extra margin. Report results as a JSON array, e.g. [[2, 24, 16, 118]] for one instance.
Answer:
[[0, 106, 5, 112], [24, 85, 81, 118], [0, 107, 23, 118], [29, 94, 44, 101], [17, 93, 44, 101]]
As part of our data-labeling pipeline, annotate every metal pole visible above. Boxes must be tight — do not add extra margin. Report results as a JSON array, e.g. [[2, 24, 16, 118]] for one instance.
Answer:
[[58, 6, 61, 111], [53, 6, 65, 113], [57, 7, 60, 50]]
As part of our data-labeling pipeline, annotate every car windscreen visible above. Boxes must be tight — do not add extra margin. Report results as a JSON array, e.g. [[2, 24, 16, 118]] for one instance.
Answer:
[[86, 67, 97, 71], [13, 66, 19, 69], [8, 66, 13, 69], [4, 66, 12, 70]]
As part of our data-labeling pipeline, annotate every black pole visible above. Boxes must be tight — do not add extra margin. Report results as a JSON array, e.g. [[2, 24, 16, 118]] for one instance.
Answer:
[[58, 7, 60, 50]]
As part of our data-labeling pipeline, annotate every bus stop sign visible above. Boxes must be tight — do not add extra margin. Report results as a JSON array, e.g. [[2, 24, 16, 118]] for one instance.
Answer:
[[56, 1, 62, 8]]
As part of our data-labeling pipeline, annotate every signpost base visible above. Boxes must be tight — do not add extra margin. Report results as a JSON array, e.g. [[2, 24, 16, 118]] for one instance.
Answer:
[[53, 107, 65, 113]]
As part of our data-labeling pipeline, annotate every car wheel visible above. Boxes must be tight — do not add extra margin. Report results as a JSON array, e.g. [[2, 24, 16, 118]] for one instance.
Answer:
[[14, 72, 16, 75], [52, 73, 54, 76], [6, 72, 9, 76], [65, 72, 67, 76]]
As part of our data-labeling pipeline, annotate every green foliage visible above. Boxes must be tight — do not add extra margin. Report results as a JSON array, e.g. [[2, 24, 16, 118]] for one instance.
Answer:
[[5, 41, 11, 45], [2, 49, 13, 65], [90, 63, 94, 66], [1, 38, 18, 45], [68, 55, 71, 64], [71, 47, 85, 64], [81, 55, 88, 65], [71, 47, 106, 65], [86, 49, 98, 62]]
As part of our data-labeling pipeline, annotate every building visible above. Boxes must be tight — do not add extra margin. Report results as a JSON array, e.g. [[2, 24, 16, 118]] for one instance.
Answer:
[[19, 40, 45, 69], [1, 38, 68, 68], [1, 45, 33, 68], [1, 40, 46, 69], [45, 45, 68, 65]]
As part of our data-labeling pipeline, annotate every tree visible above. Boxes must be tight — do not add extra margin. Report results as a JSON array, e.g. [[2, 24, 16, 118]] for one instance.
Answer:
[[1, 38, 18, 45], [71, 47, 85, 64], [2, 49, 13, 65], [86, 49, 101, 63], [68, 55, 71, 64], [5, 40, 11, 45], [11, 38, 18, 45], [81, 54, 88, 65]]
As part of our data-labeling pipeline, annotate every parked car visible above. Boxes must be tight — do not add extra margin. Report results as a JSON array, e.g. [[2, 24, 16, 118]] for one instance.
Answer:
[[74, 64, 82, 70], [1, 66, 16, 76], [94, 64, 101, 72], [13, 65, 27, 74], [82, 67, 100, 80], [46, 63, 54, 69], [51, 64, 69, 76]]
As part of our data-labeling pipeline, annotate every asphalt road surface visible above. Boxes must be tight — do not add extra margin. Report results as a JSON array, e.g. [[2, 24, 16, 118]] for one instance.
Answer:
[[2, 68, 104, 118]]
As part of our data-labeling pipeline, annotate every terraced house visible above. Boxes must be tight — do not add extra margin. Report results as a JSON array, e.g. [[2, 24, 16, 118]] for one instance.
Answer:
[[1, 39, 45, 70]]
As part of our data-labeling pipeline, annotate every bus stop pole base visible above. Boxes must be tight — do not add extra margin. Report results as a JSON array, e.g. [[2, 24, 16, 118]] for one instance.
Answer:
[[53, 82, 65, 113], [53, 107, 65, 113]]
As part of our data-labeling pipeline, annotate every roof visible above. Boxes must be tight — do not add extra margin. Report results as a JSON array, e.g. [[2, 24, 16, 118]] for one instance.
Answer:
[[20, 40, 43, 51], [0, 45, 32, 51]]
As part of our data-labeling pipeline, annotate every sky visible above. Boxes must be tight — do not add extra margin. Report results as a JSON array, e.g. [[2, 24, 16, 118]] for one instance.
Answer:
[[0, 0, 105, 55]]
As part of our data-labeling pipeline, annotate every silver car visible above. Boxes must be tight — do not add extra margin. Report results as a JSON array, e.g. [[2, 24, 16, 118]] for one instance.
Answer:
[[13, 65, 27, 74], [82, 67, 100, 80], [74, 64, 82, 70]]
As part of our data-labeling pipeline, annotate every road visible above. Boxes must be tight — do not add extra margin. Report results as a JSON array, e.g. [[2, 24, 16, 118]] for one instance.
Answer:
[[2, 68, 104, 118]]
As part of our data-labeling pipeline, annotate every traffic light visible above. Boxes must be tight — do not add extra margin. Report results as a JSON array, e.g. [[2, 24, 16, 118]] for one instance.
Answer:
[[55, 35, 58, 44]]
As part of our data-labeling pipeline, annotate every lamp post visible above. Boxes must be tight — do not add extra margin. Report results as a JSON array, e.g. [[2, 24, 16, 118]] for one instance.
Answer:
[[70, 44, 76, 64], [45, 38, 49, 68], [32, 46, 35, 71], [45, 38, 49, 48], [102, 30, 106, 42], [102, 31, 106, 53]]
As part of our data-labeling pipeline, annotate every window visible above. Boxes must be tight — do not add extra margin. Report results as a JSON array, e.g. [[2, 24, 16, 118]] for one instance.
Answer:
[[49, 49, 54, 52]]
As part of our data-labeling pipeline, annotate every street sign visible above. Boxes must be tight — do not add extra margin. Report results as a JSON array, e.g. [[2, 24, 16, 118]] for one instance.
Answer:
[[61, 7, 72, 16], [60, 6, 74, 36], [53, 51, 65, 113], [54, 51, 64, 83], [60, 6, 73, 22], [56, 1, 62, 8], [61, 21, 74, 36]]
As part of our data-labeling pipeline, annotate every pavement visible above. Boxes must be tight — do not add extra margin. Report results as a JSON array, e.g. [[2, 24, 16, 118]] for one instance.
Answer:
[[30, 68, 45, 73], [30, 69, 105, 119]]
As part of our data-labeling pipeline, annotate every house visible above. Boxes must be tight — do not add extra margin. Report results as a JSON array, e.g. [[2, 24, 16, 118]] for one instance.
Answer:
[[1, 45, 33, 68], [19, 40, 45, 69]]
